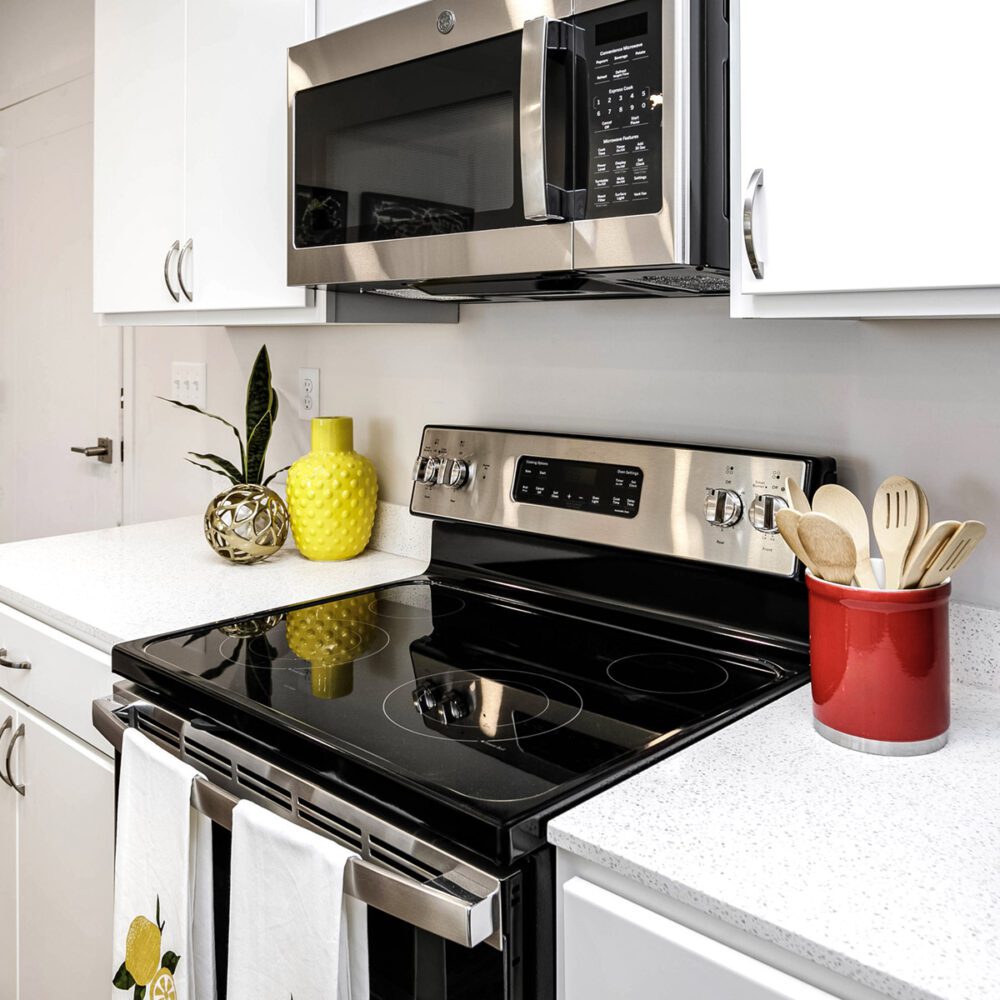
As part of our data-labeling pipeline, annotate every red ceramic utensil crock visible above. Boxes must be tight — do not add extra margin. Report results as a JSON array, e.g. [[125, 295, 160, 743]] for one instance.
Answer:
[[806, 572, 950, 756]]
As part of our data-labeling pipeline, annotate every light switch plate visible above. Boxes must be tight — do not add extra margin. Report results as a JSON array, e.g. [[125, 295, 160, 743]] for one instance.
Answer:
[[298, 367, 319, 419], [171, 362, 207, 408]]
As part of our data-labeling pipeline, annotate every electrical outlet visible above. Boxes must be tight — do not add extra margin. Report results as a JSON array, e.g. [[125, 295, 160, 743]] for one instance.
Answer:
[[171, 362, 207, 408], [298, 367, 320, 419]]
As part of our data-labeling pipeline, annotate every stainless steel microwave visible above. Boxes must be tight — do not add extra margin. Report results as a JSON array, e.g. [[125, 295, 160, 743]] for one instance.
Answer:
[[287, 0, 728, 302]]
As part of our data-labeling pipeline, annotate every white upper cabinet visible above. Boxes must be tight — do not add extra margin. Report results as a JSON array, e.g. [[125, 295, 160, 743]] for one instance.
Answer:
[[316, 0, 421, 36], [93, 0, 321, 323], [731, 0, 1000, 318]]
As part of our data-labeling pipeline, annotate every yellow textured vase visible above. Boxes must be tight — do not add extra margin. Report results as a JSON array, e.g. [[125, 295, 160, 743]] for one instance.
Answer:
[[287, 416, 378, 560]]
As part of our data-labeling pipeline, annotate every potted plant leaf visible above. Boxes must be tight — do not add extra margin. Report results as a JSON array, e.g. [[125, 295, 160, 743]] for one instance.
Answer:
[[160, 345, 291, 564]]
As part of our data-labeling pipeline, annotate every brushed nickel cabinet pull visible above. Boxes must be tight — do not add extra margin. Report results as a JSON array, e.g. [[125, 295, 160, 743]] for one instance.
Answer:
[[177, 238, 193, 302], [743, 167, 765, 279], [5, 724, 24, 796], [0, 716, 12, 788], [0, 647, 30, 670], [163, 240, 181, 301]]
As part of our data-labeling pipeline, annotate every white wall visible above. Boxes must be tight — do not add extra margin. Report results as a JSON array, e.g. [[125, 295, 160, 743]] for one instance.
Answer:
[[130, 297, 1000, 606]]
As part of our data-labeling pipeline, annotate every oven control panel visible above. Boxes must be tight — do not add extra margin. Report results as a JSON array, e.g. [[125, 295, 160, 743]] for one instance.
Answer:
[[410, 427, 833, 577], [578, 0, 663, 219]]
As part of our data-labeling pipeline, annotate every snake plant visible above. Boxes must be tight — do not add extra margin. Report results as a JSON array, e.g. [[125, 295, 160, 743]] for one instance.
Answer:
[[159, 345, 288, 487]]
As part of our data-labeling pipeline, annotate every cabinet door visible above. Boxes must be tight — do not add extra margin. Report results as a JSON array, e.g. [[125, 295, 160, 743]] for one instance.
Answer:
[[562, 878, 835, 1000], [93, 0, 186, 313], [15, 709, 114, 1000], [0, 695, 18, 1000], [735, 0, 1000, 297], [183, 0, 312, 311]]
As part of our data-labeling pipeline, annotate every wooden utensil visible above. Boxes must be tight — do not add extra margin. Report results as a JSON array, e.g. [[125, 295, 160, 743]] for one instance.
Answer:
[[900, 520, 960, 589], [785, 477, 811, 515], [917, 521, 987, 589], [797, 512, 858, 586], [812, 484, 879, 589], [775, 509, 819, 576], [872, 476, 922, 589]]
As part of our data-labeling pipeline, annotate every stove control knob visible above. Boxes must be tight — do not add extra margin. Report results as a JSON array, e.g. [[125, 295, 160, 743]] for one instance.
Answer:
[[748, 493, 788, 533], [412, 455, 431, 483], [443, 458, 470, 489], [704, 489, 743, 527], [412, 685, 438, 714], [437, 692, 469, 724], [414, 456, 442, 486]]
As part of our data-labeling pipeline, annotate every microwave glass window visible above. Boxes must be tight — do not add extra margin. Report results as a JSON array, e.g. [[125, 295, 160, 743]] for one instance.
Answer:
[[294, 34, 535, 248]]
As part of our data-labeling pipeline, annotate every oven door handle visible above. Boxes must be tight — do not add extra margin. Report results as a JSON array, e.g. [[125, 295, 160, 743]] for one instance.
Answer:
[[520, 16, 564, 222], [93, 696, 501, 950]]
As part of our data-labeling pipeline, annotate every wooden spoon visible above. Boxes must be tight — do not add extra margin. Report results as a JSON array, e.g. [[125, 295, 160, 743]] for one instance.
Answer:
[[872, 476, 922, 590], [812, 484, 879, 589], [775, 508, 819, 576], [917, 521, 987, 589], [797, 513, 858, 586], [785, 477, 811, 515], [900, 520, 960, 589]]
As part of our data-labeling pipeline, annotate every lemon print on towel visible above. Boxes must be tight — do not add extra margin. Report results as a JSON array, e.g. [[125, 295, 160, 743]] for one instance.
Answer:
[[113, 895, 181, 1000]]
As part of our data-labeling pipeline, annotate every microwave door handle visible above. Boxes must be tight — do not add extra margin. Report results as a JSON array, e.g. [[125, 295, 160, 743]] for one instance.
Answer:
[[520, 16, 562, 221]]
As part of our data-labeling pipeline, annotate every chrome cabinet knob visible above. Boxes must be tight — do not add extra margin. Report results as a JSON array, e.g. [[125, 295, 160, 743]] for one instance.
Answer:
[[748, 494, 788, 533], [704, 489, 743, 527]]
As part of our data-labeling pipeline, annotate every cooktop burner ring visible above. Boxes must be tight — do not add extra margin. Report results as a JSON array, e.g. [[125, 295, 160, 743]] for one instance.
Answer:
[[606, 652, 731, 695], [367, 588, 466, 620], [217, 620, 391, 670], [381, 668, 584, 743]]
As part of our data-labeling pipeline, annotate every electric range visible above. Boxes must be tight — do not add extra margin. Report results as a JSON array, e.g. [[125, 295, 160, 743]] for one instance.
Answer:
[[101, 426, 835, 1000]]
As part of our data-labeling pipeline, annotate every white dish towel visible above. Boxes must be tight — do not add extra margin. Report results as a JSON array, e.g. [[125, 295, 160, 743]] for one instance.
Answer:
[[112, 728, 216, 1000], [227, 800, 369, 1000]]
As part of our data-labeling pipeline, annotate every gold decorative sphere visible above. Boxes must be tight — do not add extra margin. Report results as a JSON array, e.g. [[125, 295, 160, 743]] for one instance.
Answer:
[[204, 484, 289, 564]]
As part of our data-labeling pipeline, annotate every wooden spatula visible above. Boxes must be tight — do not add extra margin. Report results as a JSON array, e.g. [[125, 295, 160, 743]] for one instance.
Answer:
[[785, 477, 811, 515], [917, 521, 987, 588], [900, 520, 960, 589], [872, 476, 922, 589], [812, 484, 879, 589], [775, 509, 819, 576], [797, 513, 858, 586]]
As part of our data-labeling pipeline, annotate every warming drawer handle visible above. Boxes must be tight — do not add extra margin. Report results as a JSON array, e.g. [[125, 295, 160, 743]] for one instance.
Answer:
[[520, 16, 561, 222], [91, 696, 500, 950]]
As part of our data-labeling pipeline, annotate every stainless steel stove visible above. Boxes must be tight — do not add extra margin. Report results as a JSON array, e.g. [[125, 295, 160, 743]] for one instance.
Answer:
[[96, 426, 835, 1000]]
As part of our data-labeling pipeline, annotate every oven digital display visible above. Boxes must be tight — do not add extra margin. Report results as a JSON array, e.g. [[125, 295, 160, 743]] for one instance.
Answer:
[[513, 456, 643, 518]]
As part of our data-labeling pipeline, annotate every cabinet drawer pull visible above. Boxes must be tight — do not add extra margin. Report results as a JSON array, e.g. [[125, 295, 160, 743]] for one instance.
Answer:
[[177, 238, 193, 302], [742, 167, 765, 279], [5, 723, 24, 796], [0, 716, 11, 788], [0, 648, 30, 670], [163, 240, 181, 302]]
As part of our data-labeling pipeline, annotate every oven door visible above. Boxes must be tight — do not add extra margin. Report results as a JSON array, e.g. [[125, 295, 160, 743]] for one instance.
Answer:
[[94, 685, 545, 1000], [287, 0, 580, 288]]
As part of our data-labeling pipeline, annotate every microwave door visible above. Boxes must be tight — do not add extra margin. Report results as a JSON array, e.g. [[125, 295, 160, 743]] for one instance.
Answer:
[[287, 0, 578, 289]]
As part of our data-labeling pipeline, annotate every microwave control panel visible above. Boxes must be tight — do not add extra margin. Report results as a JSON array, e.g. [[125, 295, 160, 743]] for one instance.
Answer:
[[579, 0, 663, 219]]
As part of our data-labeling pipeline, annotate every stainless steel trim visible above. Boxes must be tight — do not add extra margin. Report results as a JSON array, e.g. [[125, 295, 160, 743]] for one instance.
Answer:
[[0, 648, 30, 670], [814, 718, 948, 757], [93, 688, 502, 950], [177, 238, 193, 302], [70, 438, 113, 465], [411, 427, 808, 576], [5, 724, 24, 796], [163, 240, 180, 302], [742, 167, 764, 279], [521, 17, 558, 221], [0, 717, 12, 788]]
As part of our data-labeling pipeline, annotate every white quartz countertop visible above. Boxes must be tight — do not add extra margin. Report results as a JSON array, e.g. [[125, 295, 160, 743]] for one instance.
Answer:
[[0, 514, 428, 652], [549, 682, 1000, 1000]]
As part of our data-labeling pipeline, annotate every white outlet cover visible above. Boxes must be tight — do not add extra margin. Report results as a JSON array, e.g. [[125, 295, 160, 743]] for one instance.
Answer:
[[298, 367, 320, 420], [171, 362, 207, 409]]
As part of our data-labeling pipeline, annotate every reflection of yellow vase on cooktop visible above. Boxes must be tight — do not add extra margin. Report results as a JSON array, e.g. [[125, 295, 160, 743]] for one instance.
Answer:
[[285, 595, 375, 699], [287, 417, 378, 560]]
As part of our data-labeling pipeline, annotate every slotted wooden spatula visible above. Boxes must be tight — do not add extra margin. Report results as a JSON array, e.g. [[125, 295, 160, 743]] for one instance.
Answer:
[[812, 484, 879, 589], [873, 476, 922, 589], [917, 521, 987, 588], [900, 520, 960, 589]]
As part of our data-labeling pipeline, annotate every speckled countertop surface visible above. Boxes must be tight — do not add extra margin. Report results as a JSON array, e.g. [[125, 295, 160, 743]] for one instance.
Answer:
[[549, 681, 1000, 1000], [0, 504, 430, 652]]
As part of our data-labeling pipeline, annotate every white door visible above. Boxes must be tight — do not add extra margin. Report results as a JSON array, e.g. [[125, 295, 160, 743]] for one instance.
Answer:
[[183, 0, 312, 311], [562, 878, 836, 1000], [735, 0, 1000, 296], [0, 696, 18, 1000], [0, 75, 124, 542], [93, 0, 186, 313], [15, 708, 115, 1000]]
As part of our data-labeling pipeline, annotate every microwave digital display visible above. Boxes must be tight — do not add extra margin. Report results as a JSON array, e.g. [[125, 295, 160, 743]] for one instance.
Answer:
[[596, 12, 649, 46], [513, 456, 643, 518]]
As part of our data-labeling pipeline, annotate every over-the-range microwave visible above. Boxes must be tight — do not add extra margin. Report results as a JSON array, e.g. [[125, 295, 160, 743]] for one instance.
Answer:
[[287, 0, 728, 302]]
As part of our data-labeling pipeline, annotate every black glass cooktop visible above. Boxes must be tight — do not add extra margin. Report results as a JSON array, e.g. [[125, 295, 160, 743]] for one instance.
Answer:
[[116, 577, 803, 859]]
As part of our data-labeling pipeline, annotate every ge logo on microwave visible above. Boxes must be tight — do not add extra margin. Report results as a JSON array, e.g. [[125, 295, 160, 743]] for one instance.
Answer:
[[436, 9, 456, 33]]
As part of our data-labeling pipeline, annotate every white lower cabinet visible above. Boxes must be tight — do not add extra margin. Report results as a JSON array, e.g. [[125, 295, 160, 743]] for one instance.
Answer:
[[0, 697, 18, 1000], [562, 876, 836, 1000]]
